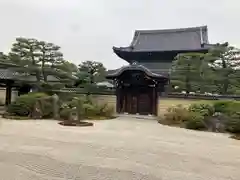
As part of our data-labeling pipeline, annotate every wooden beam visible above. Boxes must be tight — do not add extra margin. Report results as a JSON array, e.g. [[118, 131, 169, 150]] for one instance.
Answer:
[[5, 84, 12, 106], [116, 86, 121, 113]]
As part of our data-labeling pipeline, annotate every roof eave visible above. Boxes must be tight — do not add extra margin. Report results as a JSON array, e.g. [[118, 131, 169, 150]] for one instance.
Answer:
[[106, 64, 169, 80], [135, 25, 208, 34], [113, 46, 210, 54]]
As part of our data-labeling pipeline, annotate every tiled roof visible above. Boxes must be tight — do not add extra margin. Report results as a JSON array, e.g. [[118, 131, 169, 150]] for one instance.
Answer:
[[115, 26, 209, 52], [0, 69, 16, 79], [0, 68, 62, 82], [106, 63, 169, 79]]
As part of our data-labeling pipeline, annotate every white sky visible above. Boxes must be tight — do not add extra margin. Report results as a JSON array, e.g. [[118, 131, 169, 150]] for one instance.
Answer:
[[0, 0, 239, 69]]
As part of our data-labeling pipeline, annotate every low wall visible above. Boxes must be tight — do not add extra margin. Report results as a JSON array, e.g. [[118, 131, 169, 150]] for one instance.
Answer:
[[91, 95, 117, 113], [92, 96, 202, 116], [88, 95, 211, 116]]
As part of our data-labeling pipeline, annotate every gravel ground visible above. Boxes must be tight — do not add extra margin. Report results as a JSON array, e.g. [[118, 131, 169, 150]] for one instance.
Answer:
[[0, 117, 240, 180]]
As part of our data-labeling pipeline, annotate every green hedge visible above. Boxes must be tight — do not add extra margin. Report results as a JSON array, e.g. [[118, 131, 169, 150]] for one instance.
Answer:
[[7, 93, 50, 117], [59, 96, 115, 120], [160, 100, 240, 135]]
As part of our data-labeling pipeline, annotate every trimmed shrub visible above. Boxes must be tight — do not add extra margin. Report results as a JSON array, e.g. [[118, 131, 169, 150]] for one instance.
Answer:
[[185, 112, 206, 130], [99, 103, 115, 118], [223, 111, 240, 133], [82, 103, 115, 119], [7, 93, 49, 116], [59, 107, 72, 120], [59, 96, 115, 120], [225, 118, 240, 133], [188, 103, 215, 117], [2, 112, 30, 120], [213, 100, 240, 114], [34, 97, 54, 118], [83, 103, 98, 117], [204, 113, 228, 132], [213, 100, 232, 113], [161, 105, 193, 126]]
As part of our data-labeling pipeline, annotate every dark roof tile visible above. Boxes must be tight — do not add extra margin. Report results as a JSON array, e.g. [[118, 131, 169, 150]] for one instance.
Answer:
[[126, 26, 209, 52]]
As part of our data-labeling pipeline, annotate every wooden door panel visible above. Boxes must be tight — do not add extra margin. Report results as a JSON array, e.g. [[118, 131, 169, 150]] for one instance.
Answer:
[[131, 95, 138, 114], [120, 86, 156, 115], [138, 93, 152, 115]]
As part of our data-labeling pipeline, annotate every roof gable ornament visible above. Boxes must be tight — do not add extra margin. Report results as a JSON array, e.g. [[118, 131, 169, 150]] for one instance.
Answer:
[[131, 61, 138, 65]]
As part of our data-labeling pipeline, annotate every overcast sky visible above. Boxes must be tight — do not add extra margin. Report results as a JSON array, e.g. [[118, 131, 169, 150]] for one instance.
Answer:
[[0, 0, 239, 69]]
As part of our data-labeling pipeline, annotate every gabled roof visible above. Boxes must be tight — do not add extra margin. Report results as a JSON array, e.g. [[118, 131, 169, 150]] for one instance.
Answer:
[[0, 68, 69, 82], [106, 63, 169, 80], [114, 26, 210, 52]]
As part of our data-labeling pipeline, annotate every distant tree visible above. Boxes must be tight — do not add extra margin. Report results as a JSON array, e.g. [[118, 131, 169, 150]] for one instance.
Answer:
[[57, 61, 78, 74], [0, 37, 77, 90], [170, 53, 210, 94], [78, 61, 106, 85], [37, 41, 64, 81], [0, 52, 8, 61], [9, 38, 42, 81], [207, 42, 240, 94]]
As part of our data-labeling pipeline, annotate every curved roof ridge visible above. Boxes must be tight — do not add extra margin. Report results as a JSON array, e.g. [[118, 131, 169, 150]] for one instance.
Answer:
[[106, 64, 168, 79], [135, 25, 207, 34]]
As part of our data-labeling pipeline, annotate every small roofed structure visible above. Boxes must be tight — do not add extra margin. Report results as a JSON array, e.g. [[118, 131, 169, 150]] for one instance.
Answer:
[[107, 26, 212, 116], [0, 68, 72, 106]]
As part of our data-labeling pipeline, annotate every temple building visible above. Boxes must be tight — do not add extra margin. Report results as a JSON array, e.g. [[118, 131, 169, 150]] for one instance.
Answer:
[[106, 26, 212, 116]]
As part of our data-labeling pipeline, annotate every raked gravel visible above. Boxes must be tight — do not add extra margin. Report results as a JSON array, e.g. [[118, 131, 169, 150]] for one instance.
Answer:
[[0, 117, 239, 180]]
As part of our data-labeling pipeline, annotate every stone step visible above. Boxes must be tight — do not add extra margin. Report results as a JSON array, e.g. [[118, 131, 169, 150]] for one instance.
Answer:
[[117, 113, 157, 120]]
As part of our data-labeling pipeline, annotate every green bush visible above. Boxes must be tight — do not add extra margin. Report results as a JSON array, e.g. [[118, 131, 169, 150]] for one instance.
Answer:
[[2, 112, 30, 120], [83, 103, 115, 119], [59, 96, 115, 120], [213, 100, 238, 113], [185, 112, 206, 130], [161, 104, 207, 130], [36, 97, 54, 118], [223, 111, 240, 133], [83, 103, 98, 117], [213, 100, 240, 120], [188, 103, 215, 117], [161, 105, 193, 125], [59, 107, 72, 120], [7, 93, 49, 117], [225, 118, 240, 133], [99, 103, 115, 117]]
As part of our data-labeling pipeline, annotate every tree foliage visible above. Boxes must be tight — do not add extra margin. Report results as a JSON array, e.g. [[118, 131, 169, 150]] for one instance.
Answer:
[[0, 37, 77, 89], [76, 61, 106, 87], [206, 43, 240, 94], [170, 43, 240, 95], [170, 53, 209, 93]]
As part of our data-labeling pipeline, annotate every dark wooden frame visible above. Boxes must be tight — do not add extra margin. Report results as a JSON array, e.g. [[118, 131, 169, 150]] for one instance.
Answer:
[[0, 80, 14, 106], [116, 85, 159, 116], [112, 70, 167, 116], [0, 79, 33, 106]]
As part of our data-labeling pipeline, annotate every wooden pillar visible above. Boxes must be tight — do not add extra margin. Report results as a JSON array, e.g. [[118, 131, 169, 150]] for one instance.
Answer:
[[155, 83, 160, 116], [152, 86, 157, 116], [5, 83, 12, 106], [116, 86, 121, 113]]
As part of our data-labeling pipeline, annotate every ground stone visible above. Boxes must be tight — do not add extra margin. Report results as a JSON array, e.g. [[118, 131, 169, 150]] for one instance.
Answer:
[[0, 117, 239, 180]]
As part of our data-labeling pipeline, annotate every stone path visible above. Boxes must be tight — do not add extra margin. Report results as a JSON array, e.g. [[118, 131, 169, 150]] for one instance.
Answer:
[[0, 118, 240, 180]]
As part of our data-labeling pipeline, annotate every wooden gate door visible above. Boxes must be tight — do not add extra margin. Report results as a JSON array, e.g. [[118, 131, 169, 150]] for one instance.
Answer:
[[137, 87, 153, 115], [138, 93, 152, 115], [125, 92, 137, 114], [121, 87, 156, 115]]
